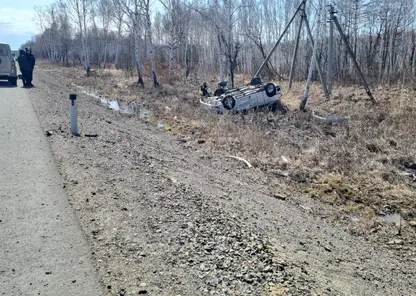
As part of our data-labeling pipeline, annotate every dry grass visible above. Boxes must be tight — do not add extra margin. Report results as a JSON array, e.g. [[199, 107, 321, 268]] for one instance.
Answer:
[[40, 60, 416, 221]]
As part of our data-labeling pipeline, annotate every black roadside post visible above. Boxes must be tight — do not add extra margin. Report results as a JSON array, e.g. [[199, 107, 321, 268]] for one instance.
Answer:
[[70, 94, 80, 136]]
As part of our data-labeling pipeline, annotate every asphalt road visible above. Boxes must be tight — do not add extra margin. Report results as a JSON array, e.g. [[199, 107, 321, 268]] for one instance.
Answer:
[[0, 81, 103, 295]]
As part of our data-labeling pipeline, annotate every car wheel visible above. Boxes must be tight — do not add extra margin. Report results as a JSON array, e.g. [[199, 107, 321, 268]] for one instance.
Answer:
[[222, 95, 236, 110], [9, 77, 17, 86], [265, 83, 277, 97], [214, 88, 226, 96]]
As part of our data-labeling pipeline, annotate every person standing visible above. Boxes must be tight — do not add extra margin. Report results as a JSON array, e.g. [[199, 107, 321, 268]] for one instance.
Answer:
[[199, 82, 210, 96], [26, 47, 35, 87], [17, 49, 30, 87]]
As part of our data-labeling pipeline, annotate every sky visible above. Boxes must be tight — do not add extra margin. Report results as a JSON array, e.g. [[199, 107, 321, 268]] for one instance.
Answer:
[[0, 0, 55, 50]]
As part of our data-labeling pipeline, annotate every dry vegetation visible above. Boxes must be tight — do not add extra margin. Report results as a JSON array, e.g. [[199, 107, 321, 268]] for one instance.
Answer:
[[41, 60, 416, 224]]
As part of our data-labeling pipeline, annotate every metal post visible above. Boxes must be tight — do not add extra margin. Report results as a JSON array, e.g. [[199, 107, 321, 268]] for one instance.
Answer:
[[253, 0, 305, 78], [289, 2, 305, 90], [304, 15, 330, 99], [70, 94, 79, 136], [327, 5, 334, 95], [332, 15, 376, 104]]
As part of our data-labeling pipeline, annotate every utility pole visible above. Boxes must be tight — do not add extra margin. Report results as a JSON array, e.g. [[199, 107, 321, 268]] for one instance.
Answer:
[[253, 0, 305, 78], [253, 0, 331, 103], [304, 14, 330, 99], [289, 1, 305, 90], [327, 5, 335, 95], [330, 9, 376, 104], [300, 7, 321, 111]]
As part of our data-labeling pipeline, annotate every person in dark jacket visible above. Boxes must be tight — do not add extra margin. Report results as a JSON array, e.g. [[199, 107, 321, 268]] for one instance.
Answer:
[[17, 49, 30, 87], [25, 47, 35, 87], [199, 82, 210, 96]]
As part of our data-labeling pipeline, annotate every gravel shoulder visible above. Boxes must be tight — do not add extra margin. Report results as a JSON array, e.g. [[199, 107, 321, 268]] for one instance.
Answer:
[[28, 67, 416, 296], [0, 81, 103, 295]]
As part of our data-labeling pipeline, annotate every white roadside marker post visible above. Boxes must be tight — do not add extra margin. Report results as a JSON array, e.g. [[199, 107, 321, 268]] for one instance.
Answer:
[[70, 94, 80, 136]]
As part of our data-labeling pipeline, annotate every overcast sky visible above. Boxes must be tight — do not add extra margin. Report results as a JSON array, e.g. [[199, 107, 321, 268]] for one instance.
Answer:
[[0, 0, 55, 50]]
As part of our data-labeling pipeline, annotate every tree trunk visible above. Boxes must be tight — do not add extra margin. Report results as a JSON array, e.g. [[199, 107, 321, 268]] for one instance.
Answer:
[[219, 51, 224, 82], [185, 41, 190, 77], [411, 30, 416, 85], [229, 61, 234, 88], [168, 44, 175, 75], [134, 22, 144, 87], [103, 47, 108, 69], [103, 34, 108, 69], [82, 4, 90, 76], [146, 14, 159, 87], [115, 26, 122, 69], [115, 41, 120, 69], [81, 33, 90, 75]]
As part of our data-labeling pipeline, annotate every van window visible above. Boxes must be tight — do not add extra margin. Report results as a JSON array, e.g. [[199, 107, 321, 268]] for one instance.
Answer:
[[0, 45, 9, 56]]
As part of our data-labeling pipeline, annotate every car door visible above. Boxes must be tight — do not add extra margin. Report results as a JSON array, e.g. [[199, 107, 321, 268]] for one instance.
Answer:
[[234, 94, 248, 111], [256, 90, 267, 108], [233, 88, 250, 111], [0, 44, 12, 75], [239, 92, 258, 111]]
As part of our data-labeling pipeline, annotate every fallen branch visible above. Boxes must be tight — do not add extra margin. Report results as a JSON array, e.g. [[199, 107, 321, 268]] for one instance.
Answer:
[[312, 110, 348, 124], [226, 155, 253, 168], [273, 193, 287, 200]]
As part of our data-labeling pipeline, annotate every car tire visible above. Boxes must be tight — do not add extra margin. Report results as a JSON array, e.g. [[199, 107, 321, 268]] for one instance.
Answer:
[[9, 77, 17, 86], [265, 83, 277, 97], [222, 95, 236, 110], [214, 88, 226, 96]]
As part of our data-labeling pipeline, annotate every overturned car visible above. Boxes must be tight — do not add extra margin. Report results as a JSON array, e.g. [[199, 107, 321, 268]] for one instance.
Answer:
[[200, 78, 285, 114]]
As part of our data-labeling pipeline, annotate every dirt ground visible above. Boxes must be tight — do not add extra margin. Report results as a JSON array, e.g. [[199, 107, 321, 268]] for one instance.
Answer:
[[28, 62, 416, 296]]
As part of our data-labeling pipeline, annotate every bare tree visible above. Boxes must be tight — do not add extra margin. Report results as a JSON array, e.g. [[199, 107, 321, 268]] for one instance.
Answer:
[[142, 0, 159, 86], [57, 2, 72, 66], [160, 0, 189, 75], [113, 0, 125, 68], [191, 0, 246, 87], [240, 0, 280, 79], [119, 0, 145, 86], [26, 0, 416, 88], [66, 0, 92, 74], [97, 0, 114, 68]]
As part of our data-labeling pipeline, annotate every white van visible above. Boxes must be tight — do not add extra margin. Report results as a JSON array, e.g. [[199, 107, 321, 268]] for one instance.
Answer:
[[0, 43, 18, 86]]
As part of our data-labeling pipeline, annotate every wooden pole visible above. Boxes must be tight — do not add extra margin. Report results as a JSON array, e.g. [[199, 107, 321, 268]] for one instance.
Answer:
[[289, 2, 305, 90], [304, 14, 330, 99], [300, 9, 321, 111], [327, 5, 335, 95], [253, 0, 305, 78], [332, 14, 377, 104]]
